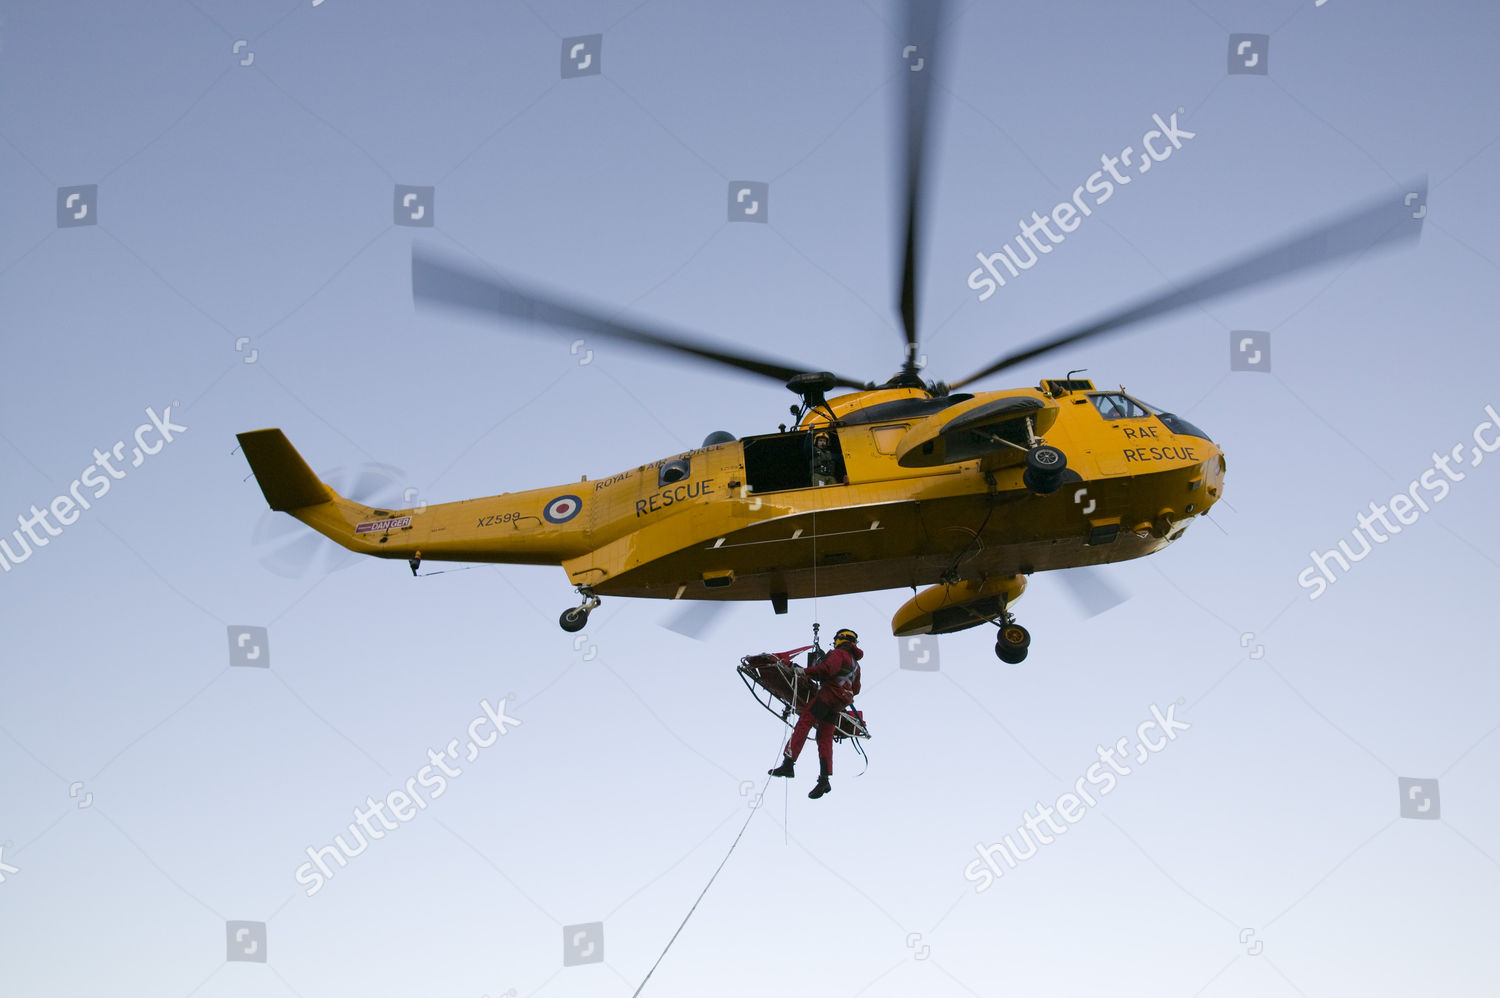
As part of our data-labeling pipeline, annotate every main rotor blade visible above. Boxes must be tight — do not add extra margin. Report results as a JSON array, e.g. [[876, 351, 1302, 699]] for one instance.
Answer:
[[412, 247, 865, 389], [1057, 566, 1129, 618], [662, 601, 731, 640], [895, 0, 947, 370], [951, 180, 1427, 388]]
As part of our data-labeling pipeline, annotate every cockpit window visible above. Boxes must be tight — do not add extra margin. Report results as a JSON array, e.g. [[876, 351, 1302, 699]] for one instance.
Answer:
[[1089, 393, 1149, 420]]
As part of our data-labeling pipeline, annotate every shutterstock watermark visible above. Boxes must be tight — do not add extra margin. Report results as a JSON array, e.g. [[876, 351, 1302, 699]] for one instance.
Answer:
[[1298, 403, 1500, 600], [294, 697, 521, 896], [0, 405, 187, 573], [964, 701, 1189, 891], [967, 110, 1196, 301]]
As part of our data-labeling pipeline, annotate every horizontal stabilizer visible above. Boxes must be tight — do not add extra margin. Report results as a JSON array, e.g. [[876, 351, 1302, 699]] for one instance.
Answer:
[[237, 429, 331, 511]]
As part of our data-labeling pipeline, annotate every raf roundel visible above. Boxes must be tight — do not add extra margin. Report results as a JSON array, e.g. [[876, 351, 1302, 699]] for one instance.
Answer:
[[544, 494, 582, 524]]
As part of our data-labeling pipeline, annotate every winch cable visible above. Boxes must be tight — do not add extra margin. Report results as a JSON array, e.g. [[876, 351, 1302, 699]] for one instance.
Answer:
[[809, 506, 870, 780], [811, 507, 820, 630], [631, 769, 774, 997], [413, 565, 481, 577]]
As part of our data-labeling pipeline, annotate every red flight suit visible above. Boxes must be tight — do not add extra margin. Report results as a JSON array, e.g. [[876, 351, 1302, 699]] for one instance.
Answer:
[[782, 642, 862, 774]]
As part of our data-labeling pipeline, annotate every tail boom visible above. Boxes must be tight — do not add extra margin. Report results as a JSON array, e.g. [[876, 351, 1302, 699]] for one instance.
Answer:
[[238, 428, 589, 567]]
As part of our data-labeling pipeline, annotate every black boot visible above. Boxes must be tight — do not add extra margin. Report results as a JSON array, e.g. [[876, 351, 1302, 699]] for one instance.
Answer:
[[808, 762, 831, 799], [768, 756, 795, 778]]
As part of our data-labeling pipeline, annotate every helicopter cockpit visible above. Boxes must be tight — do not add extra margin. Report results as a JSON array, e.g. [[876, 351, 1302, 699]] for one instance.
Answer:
[[1088, 392, 1151, 421], [1089, 391, 1214, 443]]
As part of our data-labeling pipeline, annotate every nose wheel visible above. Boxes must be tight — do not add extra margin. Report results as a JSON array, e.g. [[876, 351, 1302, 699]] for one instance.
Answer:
[[559, 588, 601, 632]]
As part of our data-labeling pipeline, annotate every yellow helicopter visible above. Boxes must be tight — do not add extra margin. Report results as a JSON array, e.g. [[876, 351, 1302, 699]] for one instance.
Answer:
[[238, 3, 1421, 661]]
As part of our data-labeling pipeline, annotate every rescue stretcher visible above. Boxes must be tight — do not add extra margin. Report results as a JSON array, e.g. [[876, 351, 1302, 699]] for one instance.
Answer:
[[737, 645, 871, 742]]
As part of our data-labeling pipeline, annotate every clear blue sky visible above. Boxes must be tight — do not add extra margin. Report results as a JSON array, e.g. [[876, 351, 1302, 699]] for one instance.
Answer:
[[3, 1, 1499, 995]]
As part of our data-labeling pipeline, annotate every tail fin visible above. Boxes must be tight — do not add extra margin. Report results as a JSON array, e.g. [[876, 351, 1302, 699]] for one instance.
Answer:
[[237, 429, 332, 511]]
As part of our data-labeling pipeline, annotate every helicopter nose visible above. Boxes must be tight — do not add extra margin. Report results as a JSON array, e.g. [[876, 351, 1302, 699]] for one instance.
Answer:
[[1200, 447, 1227, 509]]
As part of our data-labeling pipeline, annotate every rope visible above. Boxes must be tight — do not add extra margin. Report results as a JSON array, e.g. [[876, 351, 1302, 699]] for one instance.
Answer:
[[631, 771, 772, 997], [851, 731, 870, 776], [810, 507, 819, 625], [411, 561, 480, 576], [804, 494, 870, 785]]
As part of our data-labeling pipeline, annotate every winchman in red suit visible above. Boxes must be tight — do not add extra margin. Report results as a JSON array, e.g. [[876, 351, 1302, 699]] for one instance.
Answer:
[[768, 627, 863, 799]]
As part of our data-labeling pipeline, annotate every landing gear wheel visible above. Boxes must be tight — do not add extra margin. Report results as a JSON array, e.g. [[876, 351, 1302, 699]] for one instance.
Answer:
[[1023, 446, 1067, 495], [559, 589, 601, 632], [1025, 445, 1066, 474], [995, 622, 1030, 663], [998, 623, 1030, 650], [996, 642, 1027, 664]]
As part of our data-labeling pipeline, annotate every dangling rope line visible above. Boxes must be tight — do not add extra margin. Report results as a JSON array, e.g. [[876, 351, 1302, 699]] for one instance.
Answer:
[[851, 731, 870, 775], [631, 771, 773, 997], [414, 565, 481, 577], [810, 506, 819, 625]]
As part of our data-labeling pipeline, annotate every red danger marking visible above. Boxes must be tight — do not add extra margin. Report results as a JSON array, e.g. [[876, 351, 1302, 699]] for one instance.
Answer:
[[355, 516, 412, 534]]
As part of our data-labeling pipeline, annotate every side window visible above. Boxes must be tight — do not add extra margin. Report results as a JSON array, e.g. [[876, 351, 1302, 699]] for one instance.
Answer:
[[869, 424, 910, 455]]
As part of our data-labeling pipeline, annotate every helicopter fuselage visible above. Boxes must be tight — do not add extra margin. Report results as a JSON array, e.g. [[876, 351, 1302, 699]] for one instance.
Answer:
[[242, 380, 1224, 617]]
